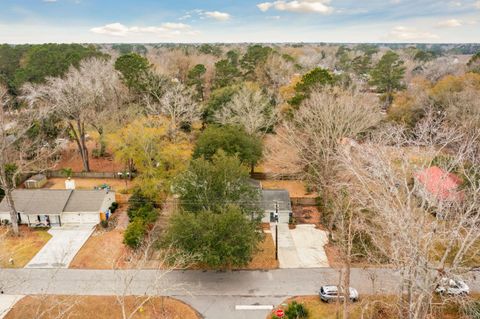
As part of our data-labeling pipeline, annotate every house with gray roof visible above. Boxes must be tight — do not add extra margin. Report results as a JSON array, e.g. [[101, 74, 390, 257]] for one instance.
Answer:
[[261, 189, 292, 224], [0, 189, 115, 227]]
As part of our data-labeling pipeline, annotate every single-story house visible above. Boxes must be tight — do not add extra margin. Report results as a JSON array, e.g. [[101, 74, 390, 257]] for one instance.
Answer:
[[414, 166, 463, 204], [261, 189, 293, 224], [0, 189, 115, 227]]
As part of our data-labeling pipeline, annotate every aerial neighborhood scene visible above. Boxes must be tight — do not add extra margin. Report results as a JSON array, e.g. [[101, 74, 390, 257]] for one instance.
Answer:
[[1, 0, 480, 318]]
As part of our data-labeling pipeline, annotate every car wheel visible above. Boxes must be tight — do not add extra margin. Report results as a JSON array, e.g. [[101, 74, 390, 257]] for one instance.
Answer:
[[352, 298, 358, 302]]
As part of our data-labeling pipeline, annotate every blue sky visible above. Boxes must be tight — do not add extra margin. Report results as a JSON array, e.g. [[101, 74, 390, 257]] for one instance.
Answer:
[[0, 0, 479, 43]]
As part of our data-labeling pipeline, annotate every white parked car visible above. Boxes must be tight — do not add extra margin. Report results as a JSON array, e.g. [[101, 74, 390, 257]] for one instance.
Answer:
[[435, 278, 469, 296], [319, 285, 359, 303]]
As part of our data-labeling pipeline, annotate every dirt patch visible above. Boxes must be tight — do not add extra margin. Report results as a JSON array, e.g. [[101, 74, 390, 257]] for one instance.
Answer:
[[293, 206, 321, 225], [0, 226, 52, 268], [45, 178, 131, 192], [55, 140, 124, 173], [261, 180, 317, 198], [258, 128, 303, 175], [5, 295, 200, 319]]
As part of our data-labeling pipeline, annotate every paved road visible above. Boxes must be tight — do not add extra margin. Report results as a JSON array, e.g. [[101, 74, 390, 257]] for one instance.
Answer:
[[1, 268, 479, 319]]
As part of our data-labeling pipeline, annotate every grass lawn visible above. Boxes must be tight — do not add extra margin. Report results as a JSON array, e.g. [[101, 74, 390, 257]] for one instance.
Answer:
[[70, 227, 278, 270], [69, 229, 127, 269], [268, 295, 478, 319], [4, 295, 200, 319], [0, 226, 52, 268], [243, 232, 279, 270]]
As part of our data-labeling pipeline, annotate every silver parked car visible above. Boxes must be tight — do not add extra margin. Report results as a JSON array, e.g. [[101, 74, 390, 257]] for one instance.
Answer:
[[435, 278, 469, 296], [319, 285, 359, 303]]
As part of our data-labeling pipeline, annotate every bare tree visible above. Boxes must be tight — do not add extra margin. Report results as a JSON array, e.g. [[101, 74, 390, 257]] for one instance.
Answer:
[[22, 57, 124, 172], [215, 84, 277, 136], [282, 86, 382, 216], [0, 85, 58, 235], [337, 114, 480, 319], [146, 81, 200, 140]]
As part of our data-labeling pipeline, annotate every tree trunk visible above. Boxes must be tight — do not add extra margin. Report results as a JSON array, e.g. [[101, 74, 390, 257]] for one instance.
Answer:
[[69, 120, 90, 172], [5, 189, 19, 235]]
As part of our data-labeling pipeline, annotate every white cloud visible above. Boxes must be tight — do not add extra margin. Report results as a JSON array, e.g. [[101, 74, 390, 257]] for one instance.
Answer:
[[257, 0, 334, 14], [90, 22, 198, 38], [386, 26, 439, 41], [43, 0, 58, 2], [436, 19, 462, 27], [475, 1, 480, 8], [204, 11, 231, 21]]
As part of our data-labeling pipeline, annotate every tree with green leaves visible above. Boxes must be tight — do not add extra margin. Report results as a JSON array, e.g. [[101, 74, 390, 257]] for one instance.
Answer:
[[163, 205, 262, 268], [193, 125, 263, 172], [240, 45, 273, 80], [202, 85, 239, 124], [114, 53, 151, 92], [12, 44, 104, 91], [289, 67, 334, 107], [187, 64, 207, 101], [173, 151, 260, 214], [467, 52, 480, 73], [213, 52, 241, 89], [369, 51, 406, 108]]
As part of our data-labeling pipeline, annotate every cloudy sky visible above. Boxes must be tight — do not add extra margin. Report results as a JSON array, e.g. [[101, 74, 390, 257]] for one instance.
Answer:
[[0, 0, 479, 43]]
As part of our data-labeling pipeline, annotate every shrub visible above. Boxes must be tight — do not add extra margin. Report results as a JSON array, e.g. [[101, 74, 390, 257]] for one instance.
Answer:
[[129, 204, 158, 224], [285, 301, 308, 319], [109, 202, 119, 213], [100, 220, 109, 229], [123, 218, 146, 249], [128, 189, 155, 216]]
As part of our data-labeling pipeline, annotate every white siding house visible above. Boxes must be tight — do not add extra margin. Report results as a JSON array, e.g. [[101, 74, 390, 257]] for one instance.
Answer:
[[0, 189, 115, 227]]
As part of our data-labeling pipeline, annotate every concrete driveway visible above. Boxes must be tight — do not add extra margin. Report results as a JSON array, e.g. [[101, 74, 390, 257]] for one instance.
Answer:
[[271, 224, 329, 268], [0, 295, 23, 319], [26, 225, 95, 269]]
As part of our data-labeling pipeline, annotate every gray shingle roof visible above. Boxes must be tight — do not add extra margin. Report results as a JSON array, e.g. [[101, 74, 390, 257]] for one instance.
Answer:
[[0, 190, 72, 215], [261, 189, 292, 212], [0, 189, 109, 215], [63, 190, 108, 212]]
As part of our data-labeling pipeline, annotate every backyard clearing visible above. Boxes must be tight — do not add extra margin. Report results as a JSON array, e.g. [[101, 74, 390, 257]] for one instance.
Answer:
[[45, 178, 130, 192], [261, 180, 317, 198], [258, 128, 303, 175], [54, 140, 124, 173], [0, 226, 51, 268], [267, 295, 478, 319], [4, 295, 200, 319]]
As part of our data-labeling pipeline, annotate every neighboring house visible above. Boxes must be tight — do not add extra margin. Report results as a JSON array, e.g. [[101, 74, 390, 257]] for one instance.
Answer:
[[414, 166, 463, 205], [0, 189, 115, 227], [261, 189, 293, 224]]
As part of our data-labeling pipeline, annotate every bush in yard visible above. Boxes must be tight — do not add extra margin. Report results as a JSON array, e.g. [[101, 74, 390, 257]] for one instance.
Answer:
[[127, 189, 155, 218], [100, 220, 109, 229], [129, 204, 158, 224], [123, 218, 146, 249], [109, 202, 119, 213], [163, 205, 262, 268], [284, 301, 308, 319]]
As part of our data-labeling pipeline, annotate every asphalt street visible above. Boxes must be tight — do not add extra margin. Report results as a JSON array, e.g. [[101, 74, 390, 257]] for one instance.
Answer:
[[1, 268, 479, 319]]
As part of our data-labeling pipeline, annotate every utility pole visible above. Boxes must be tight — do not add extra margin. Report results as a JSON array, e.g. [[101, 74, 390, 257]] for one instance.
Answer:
[[275, 201, 279, 261]]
